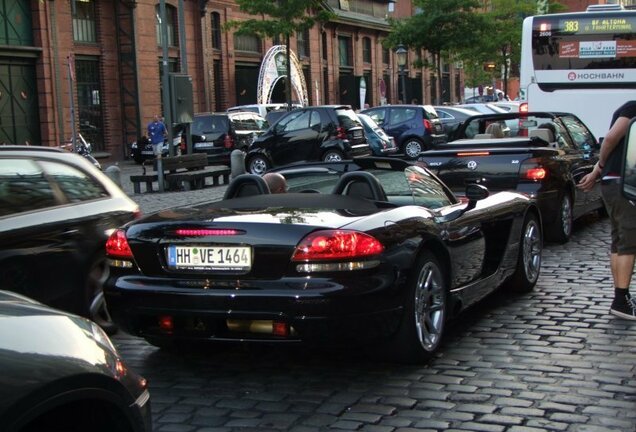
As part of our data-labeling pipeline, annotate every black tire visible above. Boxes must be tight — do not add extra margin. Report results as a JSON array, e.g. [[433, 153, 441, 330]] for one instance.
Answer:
[[247, 155, 270, 175], [85, 254, 118, 335], [506, 212, 542, 293], [322, 150, 344, 162], [403, 138, 424, 160], [389, 251, 447, 364], [547, 193, 573, 243]]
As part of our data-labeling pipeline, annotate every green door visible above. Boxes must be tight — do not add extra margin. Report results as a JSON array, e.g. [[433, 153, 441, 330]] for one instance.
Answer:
[[0, 61, 40, 145]]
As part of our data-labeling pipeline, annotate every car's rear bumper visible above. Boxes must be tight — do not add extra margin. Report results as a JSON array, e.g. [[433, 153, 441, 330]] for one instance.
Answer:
[[105, 275, 404, 344]]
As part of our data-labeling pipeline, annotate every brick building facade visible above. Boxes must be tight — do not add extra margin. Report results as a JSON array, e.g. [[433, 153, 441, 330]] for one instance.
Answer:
[[9, 0, 627, 161]]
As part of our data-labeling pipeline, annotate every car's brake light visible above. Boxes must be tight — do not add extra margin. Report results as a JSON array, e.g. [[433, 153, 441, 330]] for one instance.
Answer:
[[520, 158, 548, 181], [523, 167, 548, 180], [335, 127, 347, 140], [520, 102, 528, 113], [106, 229, 134, 259], [423, 119, 433, 133], [174, 228, 244, 236], [224, 134, 234, 149], [292, 230, 384, 261], [457, 151, 490, 157]]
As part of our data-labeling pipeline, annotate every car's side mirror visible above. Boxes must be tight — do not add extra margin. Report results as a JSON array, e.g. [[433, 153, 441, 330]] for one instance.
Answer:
[[622, 118, 636, 201]]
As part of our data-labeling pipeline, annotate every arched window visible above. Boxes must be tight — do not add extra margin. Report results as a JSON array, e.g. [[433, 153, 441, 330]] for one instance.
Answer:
[[155, 4, 178, 47], [211, 12, 221, 49], [362, 37, 372, 64]]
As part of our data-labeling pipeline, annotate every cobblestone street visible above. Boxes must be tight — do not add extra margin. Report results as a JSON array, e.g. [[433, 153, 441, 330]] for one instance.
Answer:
[[108, 166, 636, 431]]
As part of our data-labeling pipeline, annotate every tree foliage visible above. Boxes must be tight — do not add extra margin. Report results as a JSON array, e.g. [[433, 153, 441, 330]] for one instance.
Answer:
[[386, 0, 484, 104]]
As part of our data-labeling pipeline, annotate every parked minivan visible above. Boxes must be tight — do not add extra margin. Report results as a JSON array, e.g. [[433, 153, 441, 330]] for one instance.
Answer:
[[360, 105, 446, 159]]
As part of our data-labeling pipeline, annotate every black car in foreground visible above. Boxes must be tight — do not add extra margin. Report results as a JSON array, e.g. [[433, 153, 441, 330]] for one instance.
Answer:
[[419, 111, 604, 243], [245, 105, 371, 175], [104, 157, 542, 363], [0, 146, 140, 333], [0, 290, 151, 432]]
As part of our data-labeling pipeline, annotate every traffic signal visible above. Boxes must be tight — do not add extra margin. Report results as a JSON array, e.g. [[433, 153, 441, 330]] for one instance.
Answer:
[[483, 62, 496, 72]]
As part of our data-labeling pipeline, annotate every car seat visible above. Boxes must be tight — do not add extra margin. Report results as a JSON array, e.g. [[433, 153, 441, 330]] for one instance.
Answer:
[[485, 123, 505, 138], [529, 128, 555, 146], [223, 174, 270, 199], [331, 171, 388, 201]]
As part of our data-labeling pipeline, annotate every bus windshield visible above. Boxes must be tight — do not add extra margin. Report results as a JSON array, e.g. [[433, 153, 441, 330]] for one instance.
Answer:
[[520, 8, 636, 140], [531, 11, 636, 88]]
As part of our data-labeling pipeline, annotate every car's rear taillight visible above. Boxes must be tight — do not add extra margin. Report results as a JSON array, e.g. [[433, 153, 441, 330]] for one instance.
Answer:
[[519, 102, 528, 113], [224, 134, 234, 149], [520, 159, 548, 181], [335, 127, 347, 140], [106, 229, 134, 259], [292, 230, 384, 261], [423, 119, 433, 133]]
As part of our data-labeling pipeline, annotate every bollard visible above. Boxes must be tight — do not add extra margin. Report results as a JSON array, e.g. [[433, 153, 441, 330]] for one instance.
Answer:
[[230, 149, 246, 179], [104, 164, 122, 188]]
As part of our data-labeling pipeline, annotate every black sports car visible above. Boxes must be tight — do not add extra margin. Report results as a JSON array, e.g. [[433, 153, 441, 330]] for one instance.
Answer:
[[104, 157, 542, 363]]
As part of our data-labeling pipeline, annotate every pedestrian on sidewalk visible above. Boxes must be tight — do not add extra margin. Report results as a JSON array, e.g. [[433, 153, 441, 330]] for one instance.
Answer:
[[147, 114, 167, 158], [578, 100, 636, 320]]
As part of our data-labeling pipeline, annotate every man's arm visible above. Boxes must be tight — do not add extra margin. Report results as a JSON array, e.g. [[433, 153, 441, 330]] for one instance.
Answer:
[[598, 116, 631, 169]]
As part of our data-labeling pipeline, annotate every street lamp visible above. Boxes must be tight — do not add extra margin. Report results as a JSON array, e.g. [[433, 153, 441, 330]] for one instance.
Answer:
[[395, 44, 407, 104]]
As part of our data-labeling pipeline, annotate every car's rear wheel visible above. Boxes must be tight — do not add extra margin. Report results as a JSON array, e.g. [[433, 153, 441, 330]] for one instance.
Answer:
[[506, 212, 542, 293], [548, 193, 572, 243], [322, 150, 344, 162], [85, 254, 118, 335], [390, 251, 446, 363], [403, 138, 424, 159], [247, 155, 270, 175]]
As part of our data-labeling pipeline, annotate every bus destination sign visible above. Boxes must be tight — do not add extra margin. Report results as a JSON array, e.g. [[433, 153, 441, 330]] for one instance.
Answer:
[[558, 17, 635, 35]]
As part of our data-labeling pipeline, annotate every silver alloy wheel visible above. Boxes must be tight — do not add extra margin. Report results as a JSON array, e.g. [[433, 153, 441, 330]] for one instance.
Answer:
[[522, 218, 542, 284], [404, 140, 423, 159], [560, 195, 573, 238], [414, 260, 445, 351], [249, 157, 268, 175], [323, 151, 343, 162]]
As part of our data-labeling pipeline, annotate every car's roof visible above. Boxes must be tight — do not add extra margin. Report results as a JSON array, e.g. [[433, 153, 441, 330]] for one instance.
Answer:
[[0, 145, 65, 154], [434, 106, 481, 114]]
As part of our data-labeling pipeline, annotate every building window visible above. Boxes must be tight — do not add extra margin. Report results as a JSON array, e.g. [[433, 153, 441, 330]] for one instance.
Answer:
[[73, 0, 97, 43], [362, 37, 372, 63], [211, 12, 221, 49], [234, 33, 261, 53], [382, 45, 389, 65], [155, 4, 178, 47], [322, 32, 328, 61], [297, 29, 309, 59], [75, 57, 103, 150], [338, 36, 352, 67]]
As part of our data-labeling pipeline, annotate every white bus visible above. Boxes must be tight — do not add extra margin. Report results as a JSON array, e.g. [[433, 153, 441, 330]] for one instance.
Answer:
[[519, 5, 636, 140]]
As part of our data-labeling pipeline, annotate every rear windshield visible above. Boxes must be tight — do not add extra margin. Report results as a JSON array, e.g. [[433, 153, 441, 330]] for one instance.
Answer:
[[230, 113, 269, 131], [192, 115, 229, 135], [423, 105, 440, 120], [335, 108, 362, 129]]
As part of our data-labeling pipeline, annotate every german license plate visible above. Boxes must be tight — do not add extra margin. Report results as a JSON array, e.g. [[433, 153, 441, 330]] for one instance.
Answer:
[[141, 150, 154, 155], [167, 246, 251, 271]]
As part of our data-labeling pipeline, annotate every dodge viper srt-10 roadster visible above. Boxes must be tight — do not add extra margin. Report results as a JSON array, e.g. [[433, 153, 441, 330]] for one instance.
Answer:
[[104, 157, 542, 363]]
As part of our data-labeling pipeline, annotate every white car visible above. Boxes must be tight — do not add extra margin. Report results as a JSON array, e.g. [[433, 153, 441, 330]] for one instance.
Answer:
[[227, 103, 302, 118]]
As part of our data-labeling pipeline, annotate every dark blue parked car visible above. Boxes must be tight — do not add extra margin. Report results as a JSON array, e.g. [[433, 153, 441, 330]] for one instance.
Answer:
[[360, 105, 446, 159]]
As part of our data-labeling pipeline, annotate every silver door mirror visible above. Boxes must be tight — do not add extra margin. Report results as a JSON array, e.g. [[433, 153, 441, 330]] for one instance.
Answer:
[[622, 118, 636, 201]]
